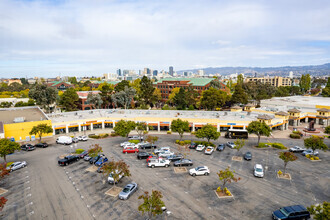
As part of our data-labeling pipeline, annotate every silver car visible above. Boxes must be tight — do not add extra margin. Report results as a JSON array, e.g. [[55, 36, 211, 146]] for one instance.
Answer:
[[118, 182, 138, 200], [7, 161, 27, 172]]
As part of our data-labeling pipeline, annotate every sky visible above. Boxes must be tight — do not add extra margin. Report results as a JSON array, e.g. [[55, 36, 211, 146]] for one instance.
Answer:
[[1, 0, 330, 77]]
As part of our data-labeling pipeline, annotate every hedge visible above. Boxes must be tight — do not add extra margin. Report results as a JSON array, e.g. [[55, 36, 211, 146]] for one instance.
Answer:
[[290, 133, 301, 139], [167, 131, 172, 134], [257, 142, 287, 149], [256, 143, 270, 148], [88, 133, 110, 139], [129, 140, 140, 144], [75, 149, 85, 154]]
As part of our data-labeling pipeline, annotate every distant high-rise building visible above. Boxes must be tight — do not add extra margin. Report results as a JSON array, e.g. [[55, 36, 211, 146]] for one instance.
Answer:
[[153, 70, 158, 76], [183, 71, 188, 77], [289, 71, 293, 79], [143, 68, 151, 75], [117, 69, 122, 76], [169, 66, 174, 76], [123, 70, 130, 76], [198, 69, 205, 76]]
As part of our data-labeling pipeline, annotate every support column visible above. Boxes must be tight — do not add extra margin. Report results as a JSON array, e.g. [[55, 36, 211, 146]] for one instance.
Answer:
[[52, 127, 55, 135], [169, 123, 172, 131], [146, 123, 149, 131], [102, 121, 105, 129], [217, 124, 220, 132], [90, 123, 93, 131], [280, 124, 284, 131], [192, 123, 195, 132], [158, 122, 160, 132], [315, 118, 319, 125], [78, 124, 81, 132], [65, 125, 69, 134], [230, 125, 233, 129], [305, 117, 308, 123], [113, 121, 115, 128]]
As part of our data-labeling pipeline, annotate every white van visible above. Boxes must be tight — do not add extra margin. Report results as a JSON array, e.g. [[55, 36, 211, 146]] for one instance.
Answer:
[[56, 136, 73, 145]]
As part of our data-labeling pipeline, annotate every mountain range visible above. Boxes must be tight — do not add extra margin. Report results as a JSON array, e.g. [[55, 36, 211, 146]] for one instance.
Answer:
[[179, 63, 330, 76]]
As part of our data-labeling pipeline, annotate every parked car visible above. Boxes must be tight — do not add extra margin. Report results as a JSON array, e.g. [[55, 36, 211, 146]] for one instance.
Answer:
[[188, 142, 197, 149], [97, 164, 104, 173], [95, 157, 108, 166], [78, 151, 88, 159], [147, 159, 170, 168], [123, 147, 139, 154], [146, 155, 163, 163], [35, 143, 48, 148], [158, 151, 174, 158], [128, 136, 143, 141], [289, 146, 306, 153], [139, 142, 157, 149], [6, 161, 27, 172], [123, 144, 139, 150], [137, 152, 152, 160], [244, 152, 252, 161], [272, 205, 310, 220], [72, 137, 79, 143], [56, 136, 72, 145], [120, 142, 136, 148], [108, 171, 124, 184], [254, 164, 264, 178], [154, 147, 171, 154], [58, 155, 79, 166], [21, 144, 35, 151], [204, 146, 214, 155], [90, 155, 104, 164], [84, 155, 92, 161], [118, 182, 138, 200], [167, 154, 183, 162], [196, 145, 205, 152], [226, 142, 236, 149], [302, 149, 319, 156], [189, 166, 210, 176], [216, 144, 225, 151], [78, 136, 88, 141], [174, 159, 193, 167]]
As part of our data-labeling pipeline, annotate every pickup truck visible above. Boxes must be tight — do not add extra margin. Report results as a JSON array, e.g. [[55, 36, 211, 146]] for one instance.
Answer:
[[58, 155, 79, 166], [147, 159, 170, 168]]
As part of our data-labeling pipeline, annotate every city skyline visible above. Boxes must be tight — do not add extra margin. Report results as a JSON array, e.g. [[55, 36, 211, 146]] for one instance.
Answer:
[[1, 0, 330, 77]]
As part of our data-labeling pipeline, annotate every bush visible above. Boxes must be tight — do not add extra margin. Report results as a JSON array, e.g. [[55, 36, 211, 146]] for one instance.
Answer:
[[99, 133, 109, 138], [75, 149, 85, 154], [290, 133, 301, 139], [179, 141, 185, 145], [278, 170, 283, 175], [216, 186, 221, 192], [188, 105, 194, 110], [292, 130, 302, 135], [129, 140, 140, 144], [256, 143, 270, 148], [175, 140, 180, 144], [306, 154, 311, 158], [184, 140, 191, 145], [110, 132, 118, 137], [191, 131, 196, 135], [271, 143, 287, 149], [89, 135, 100, 139], [314, 156, 319, 160], [167, 131, 172, 134]]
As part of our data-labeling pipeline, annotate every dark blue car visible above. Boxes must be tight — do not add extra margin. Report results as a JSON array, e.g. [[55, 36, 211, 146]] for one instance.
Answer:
[[272, 205, 310, 220], [95, 157, 108, 166]]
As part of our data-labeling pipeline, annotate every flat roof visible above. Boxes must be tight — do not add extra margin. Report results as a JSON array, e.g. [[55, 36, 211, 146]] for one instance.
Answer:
[[0, 107, 49, 124], [155, 78, 214, 86]]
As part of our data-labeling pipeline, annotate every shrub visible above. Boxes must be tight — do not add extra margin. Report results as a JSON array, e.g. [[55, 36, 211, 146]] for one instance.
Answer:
[[290, 133, 301, 139], [75, 149, 85, 154], [310, 157, 314, 160], [256, 143, 269, 148], [184, 140, 191, 145], [167, 131, 172, 134], [191, 131, 196, 135], [216, 186, 221, 192], [175, 140, 180, 144], [314, 156, 319, 160], [271, 143, 287, 149], [129, 140, 140, 144], [179, 141, 185, 146], [278, 170, 283, 175], [194, 141, 215, 147], [99, 133, 109, 138], [110, 133, 118, 137], [188, 105, 194, 110], [89, 135, 100, 139], [292, 130, 302, 135], [215, 108, 221, 111], [306, 154, 310, 158]]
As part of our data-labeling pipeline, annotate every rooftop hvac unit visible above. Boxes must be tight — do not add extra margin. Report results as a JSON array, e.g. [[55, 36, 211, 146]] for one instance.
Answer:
[[13, 117, 25, 123]]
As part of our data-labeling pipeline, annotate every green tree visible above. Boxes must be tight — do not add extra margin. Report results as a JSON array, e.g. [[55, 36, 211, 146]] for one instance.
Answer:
[[101, 160, 131, 186], [99, 83, 114, 108], [111, 86, 136, 109], [87, 93, 103, 109], [135, 122, 152, 140], [146, 135, 159, 145], [115, 80, 130, 92], [68, 77, 78, 85], [217, 167, 241, 190], [299, 74, 311, 93], [114, 120, 136, 139], [0, 139, 20, 162], [87, 144, 103, 158], [237, 74, 244, 85], [200, 87, 228, 110], [304, 136, 328, 154], [139, 76, 156, 106], [173, 88, 188, 110], [279, 152, 297, 174], [186, 86, 199, 107], [138, 190, 165, 220], [307, 201, 330, 220], [195, 124, 220, 143], [226, 79, 234, 91], [275, 86, 290, 97], [170, 119, 190, 141], [29, 123, 53, 142], [59, 88, 79, 111], [246, 121, 271, 146], [167, 87, 180, 105], [29, 84, 58, 113], [233, 139, 245, 155], [325, 125, 330, 134], [322, 78, 330, 97], [231, 84, 248, 104], [210, 80, 223, 90]]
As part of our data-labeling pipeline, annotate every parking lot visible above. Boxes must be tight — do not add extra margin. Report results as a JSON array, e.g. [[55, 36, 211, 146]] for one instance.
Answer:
[[1, 135, 329, 220]]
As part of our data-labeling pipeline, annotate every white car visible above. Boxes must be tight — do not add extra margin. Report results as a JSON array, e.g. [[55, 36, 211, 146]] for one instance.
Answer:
[[56, 136, 72, 145], [154, 147, 171, 154], [158, 151, 174, 158], [7, 161, 27, 172], [196, 145, 205, 151], [254, 164, 264, 178], [204, 146, 214, 155], [128, 136, 143, 141], [120, 141, 132, 147], [289, 146, 306, 153], [148, 159, 170, 168], [189, 166, 210, 176], [108, 171, 124, 184], [226, 142, 236, 149], [78, 136, 88, 141], [123, 144, 139, 150]]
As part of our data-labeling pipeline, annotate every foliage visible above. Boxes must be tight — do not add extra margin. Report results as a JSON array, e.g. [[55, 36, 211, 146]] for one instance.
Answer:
[[111, 86, 136, 109], [237, 74, 244, 85], [87, 92, 103, 109], [173, 88, 188, 110], [87, 144, 103, 158], [217, 167, 241, 190], [0, 139, 21, 162], [271, 143, 287, 149], [59, 88, 79, 111], [242, 81, 277, 101], [307, 201, 330, 220], [129, 140, 140, 144], [167, 131, 172, 134], [256, 143, 270, 148], [290, 133, 301, 139], [277, 170, 283, 176], [311, 78, 327, 88], [114, 120, 136, 138], [162, 104, 176, 110], [200, 87, 228, 110], [231, 84, 248, 104], [14, 99, 35, 107], [102, 159, 131, 186], [29, 123, 53, 142], [322, 78, 330, 97], [304, 136, 328, 153], [115, 80, 130, 92], [299, 74, 311, 93], [68, 77, 78, 85], [146, 135, 159, 145], [75, 149, 85, 154], [233, 139, 245, 155], [138, 190, 165, 220], [195, 124, 220, 143], [194, 140, 215, 147], [139, 76, 156, 106], [279, 152, 297, 174], [170, 119, 190, 141], [0, 102, 12, 108], [246, 121, 271, 145], [135, 122, 150, 140], [99, 83, 114, 108], [325, 126, 330, 134], [167, 87, 180, 105], [29, 84, 58, 113], [310, 88, 320, 95]]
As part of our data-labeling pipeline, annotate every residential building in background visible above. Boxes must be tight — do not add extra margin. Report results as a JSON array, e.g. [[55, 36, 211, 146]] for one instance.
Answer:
[[47, 81, 74, 91], [244, 76, 292, 87], [77, 91, 101, 110]]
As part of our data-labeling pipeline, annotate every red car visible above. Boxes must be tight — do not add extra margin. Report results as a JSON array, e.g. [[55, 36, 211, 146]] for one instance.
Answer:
[[123, 147, 139, 154], [146, 155, 163, 163]]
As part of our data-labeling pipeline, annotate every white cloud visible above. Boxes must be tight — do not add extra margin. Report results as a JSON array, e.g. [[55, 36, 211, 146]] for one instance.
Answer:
[[0, 0, 329, 77]]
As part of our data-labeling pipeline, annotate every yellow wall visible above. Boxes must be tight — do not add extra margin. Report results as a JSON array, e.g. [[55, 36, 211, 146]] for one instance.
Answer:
[[231, 108, 242, 112], [4, 120, 53, 142], [316, 105, 330, 110]]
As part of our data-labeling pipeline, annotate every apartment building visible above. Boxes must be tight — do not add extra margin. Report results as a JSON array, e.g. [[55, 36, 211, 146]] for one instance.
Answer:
[[244, 76, 292, 87]]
